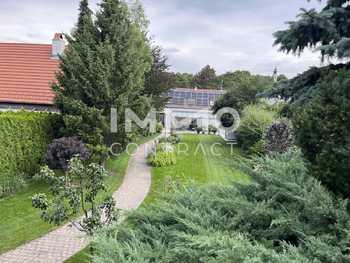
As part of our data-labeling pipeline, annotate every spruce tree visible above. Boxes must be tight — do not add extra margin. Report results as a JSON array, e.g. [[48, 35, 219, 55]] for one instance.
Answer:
[[53, 0, 107, 145], [274, 0, 350, 60], [270, 0, 350, 105], [75, 0, 95, 40], [53, 0, 152, 146], [269, 0, 350, 114], [268, 0, 350, 196], [96, 0, 152, 144]]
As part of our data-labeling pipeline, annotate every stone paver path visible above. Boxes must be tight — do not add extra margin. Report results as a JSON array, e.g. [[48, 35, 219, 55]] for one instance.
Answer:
[[0, 139, 157, 263]]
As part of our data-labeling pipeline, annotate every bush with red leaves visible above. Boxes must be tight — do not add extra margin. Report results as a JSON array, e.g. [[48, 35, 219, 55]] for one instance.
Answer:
[[44, 137, 90, 171], [265, 120, 294, 155]]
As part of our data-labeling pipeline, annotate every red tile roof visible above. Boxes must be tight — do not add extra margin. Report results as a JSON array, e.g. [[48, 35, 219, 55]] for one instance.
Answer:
[[0, 43, 59, 105]]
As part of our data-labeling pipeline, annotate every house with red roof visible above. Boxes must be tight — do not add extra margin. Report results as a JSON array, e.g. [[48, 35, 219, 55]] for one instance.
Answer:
[[0, 33, 65, 111]]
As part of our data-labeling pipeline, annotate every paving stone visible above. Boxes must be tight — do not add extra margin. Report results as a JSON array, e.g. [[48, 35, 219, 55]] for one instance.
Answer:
[[0, 139, 157, 263]]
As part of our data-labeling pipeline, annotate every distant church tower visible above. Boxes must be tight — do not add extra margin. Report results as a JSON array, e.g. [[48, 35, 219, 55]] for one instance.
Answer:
[[219, 79, 224, 90], [272, 67, 278, 82]]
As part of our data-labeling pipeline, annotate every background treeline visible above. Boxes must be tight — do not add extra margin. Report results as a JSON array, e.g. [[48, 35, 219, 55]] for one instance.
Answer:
[[53, 0, 282, 151], [169, 65, 285, 90]]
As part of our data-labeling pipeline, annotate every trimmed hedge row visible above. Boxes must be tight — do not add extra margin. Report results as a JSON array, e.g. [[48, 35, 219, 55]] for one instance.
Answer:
[[0, 111, 60, 195]]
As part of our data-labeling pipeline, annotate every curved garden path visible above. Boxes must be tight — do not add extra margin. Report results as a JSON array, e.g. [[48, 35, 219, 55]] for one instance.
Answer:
[[0, 139, 157, 263]]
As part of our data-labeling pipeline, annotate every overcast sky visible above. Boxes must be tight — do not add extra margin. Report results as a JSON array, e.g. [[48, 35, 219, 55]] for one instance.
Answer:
[[0, 0, 328, 77]]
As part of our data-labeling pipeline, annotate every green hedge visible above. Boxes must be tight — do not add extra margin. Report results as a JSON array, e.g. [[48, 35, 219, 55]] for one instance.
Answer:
[[0, 111, 60, 196]]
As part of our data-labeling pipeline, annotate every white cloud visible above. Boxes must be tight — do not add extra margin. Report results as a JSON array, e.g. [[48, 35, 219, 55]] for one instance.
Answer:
[[142, 0, 324, 77], [0, 0, 326, 77]]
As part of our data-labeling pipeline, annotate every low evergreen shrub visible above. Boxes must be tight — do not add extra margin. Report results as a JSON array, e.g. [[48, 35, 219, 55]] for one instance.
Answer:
[[92, 150, 350, 262], [249, 139, 265, 156], [0, 111, 60, 197]]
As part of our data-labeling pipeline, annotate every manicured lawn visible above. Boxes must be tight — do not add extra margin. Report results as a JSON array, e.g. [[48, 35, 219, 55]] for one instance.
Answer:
[[145, 134, 249, 204], [65, 247, 90, 263], [0, 182, 53, 254], [0, 135, 156, 255], [65, 134, 248, 263], [64, 135, 158, 263]]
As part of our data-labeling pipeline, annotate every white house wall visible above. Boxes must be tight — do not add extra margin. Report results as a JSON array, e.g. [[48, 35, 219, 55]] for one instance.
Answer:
[[164, 107, 219, 135]]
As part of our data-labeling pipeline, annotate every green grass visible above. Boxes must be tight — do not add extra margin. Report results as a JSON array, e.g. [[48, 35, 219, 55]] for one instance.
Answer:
[[65, 246, 90, 263], [145, 134, 249, 204], [0, 182, 53, 254], [64, 135, 158, 263], [66, 134, 248, 263], [0, 135, 156, 255]]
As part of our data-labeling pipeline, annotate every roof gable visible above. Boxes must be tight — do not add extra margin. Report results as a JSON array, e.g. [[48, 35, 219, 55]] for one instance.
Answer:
[[0, 43, 59, 105]]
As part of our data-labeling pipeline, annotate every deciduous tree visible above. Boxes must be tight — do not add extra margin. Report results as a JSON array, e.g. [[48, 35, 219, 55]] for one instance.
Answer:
[[193, 65, 217, 88], [32, 157, 118, 235], [144, 45, 173, 109]]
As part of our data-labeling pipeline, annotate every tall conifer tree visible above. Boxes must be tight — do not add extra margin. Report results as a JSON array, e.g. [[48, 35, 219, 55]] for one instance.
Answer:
[[268, 0, 350, 196], [53, 0, 152, 145], [96, 0, 152, 143], [53, 0, 108, 145]]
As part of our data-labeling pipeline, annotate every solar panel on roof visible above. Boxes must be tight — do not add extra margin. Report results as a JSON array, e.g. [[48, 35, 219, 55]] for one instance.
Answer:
[[165, 89, 223, 107]]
